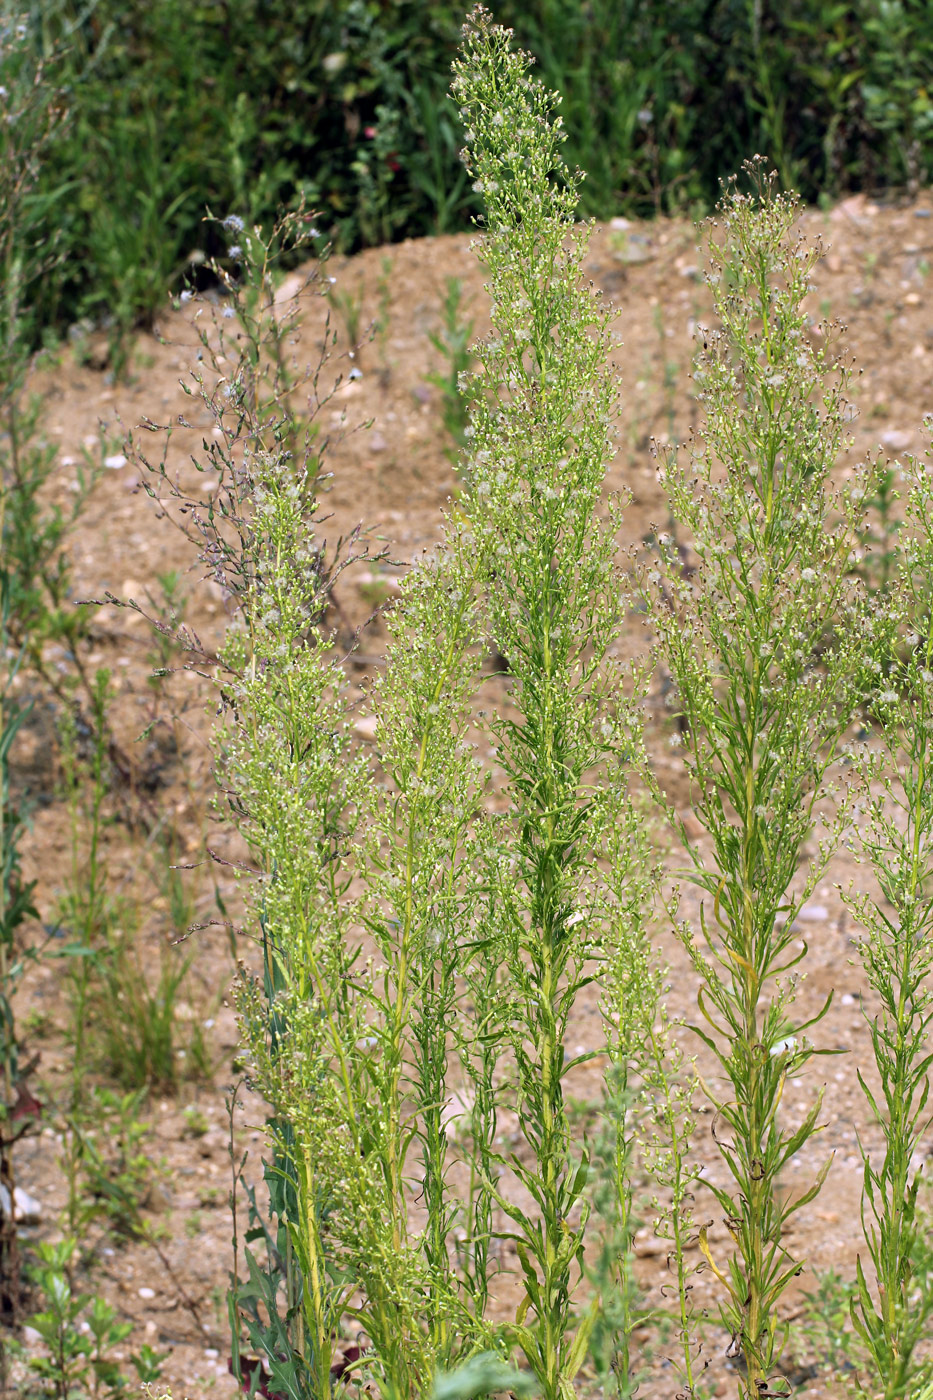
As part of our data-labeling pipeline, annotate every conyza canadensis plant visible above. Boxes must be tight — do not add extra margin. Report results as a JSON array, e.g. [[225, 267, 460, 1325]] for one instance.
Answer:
[[842, 436, 933, 1400], [642, 163, 881, 1397], [201, 7, 660, 1399], [444, 10, 656, 1395]]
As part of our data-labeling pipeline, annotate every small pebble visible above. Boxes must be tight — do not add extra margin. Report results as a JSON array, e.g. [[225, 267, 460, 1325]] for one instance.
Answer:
[[0, 1185, 42, 1224], [138, 1287, 156, 1300], [798, 902, 829, 921], [104, 453, 128, 470], [841, 993, 856, 1007]]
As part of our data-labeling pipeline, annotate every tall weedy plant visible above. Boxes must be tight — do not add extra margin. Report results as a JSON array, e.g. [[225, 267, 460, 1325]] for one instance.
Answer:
[[201, 10, 656, 1396], [124, 207, 375, 1396], [450, 11, 651, 1395], [644, 165, 877, 1396], [843, 441, 933, 1399]]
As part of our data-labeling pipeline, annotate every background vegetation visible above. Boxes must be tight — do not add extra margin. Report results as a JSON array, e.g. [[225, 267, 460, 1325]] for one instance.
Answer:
[[10, 0, 933, 352]]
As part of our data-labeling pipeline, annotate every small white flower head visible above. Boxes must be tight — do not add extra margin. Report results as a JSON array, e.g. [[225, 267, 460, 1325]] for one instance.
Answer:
[[222, 306, 235, 319], [180, 289, 194, 304], [223, 214, 245, 233], [348, 367, 363, 381], [228, 244, 243, 260]]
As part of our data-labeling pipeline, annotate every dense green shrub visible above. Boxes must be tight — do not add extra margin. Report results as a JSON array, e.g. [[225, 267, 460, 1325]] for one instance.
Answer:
[[11, 0, 933, 346]]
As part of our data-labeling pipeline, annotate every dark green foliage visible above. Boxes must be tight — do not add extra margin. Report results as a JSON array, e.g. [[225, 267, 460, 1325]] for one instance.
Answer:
[[11, 0, 933, 354], [24, 0, 469, 345]]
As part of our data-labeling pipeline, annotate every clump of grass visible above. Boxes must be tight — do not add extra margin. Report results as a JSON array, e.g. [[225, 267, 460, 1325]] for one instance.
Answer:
[[91, 929, 206, 1093]]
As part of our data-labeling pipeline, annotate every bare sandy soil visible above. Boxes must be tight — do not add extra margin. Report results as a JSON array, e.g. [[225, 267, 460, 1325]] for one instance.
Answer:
[[6, 189, 933, 1398]]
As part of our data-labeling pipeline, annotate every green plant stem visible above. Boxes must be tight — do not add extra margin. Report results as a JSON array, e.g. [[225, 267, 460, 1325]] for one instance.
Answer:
[[452, 12, 651, 1394]]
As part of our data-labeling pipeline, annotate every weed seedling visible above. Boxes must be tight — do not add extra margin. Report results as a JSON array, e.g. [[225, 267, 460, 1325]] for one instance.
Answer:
[[375, 253, 394, 387], [325, 275, 366, 364], [426, 276, 475, 473], [23, 1236, 163, 1399], [59, 1087, 159, 1243], [794, 1267, 863, 1389]]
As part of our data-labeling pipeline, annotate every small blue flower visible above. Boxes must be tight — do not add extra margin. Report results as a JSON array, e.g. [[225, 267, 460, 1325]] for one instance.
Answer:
[[223, 215, 244, 233], [228, 245, 243, 260]]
